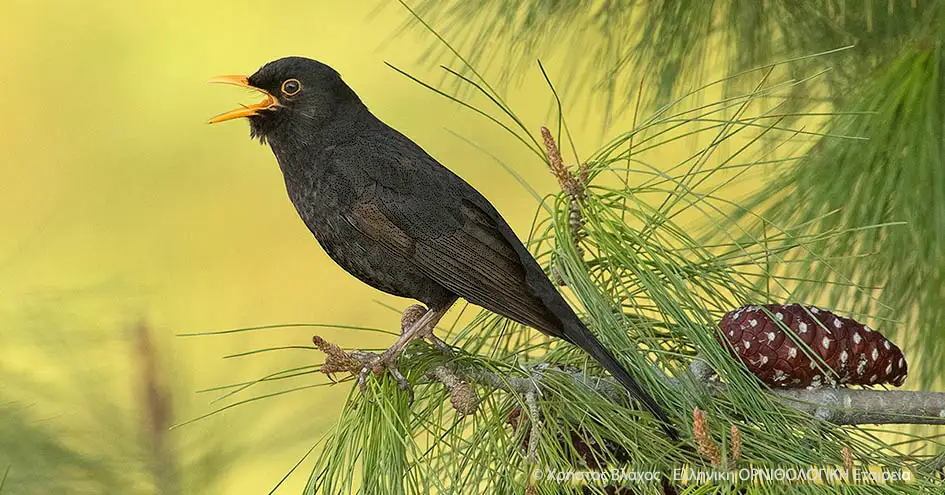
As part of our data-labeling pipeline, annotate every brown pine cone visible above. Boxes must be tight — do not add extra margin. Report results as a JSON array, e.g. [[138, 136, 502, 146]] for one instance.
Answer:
[[717, 304, 907, 388]]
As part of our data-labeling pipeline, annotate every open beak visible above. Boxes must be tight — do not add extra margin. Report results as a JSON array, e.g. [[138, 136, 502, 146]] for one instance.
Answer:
[[207, 75, 278, 124]]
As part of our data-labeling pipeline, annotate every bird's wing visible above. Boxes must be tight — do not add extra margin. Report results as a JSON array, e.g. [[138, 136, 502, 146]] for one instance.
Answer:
[[333, 136, 564, 336], [331, 134, 675, 431]]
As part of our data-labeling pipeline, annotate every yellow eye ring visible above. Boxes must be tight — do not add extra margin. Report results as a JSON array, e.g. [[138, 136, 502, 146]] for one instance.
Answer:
[[282, 78, 301, 96]]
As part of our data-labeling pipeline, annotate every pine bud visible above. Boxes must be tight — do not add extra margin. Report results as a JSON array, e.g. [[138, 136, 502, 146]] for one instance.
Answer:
[[693, 408, 722, 466], [401, 304, 428, 333], [842, 446, 854, 474], [730, 425, 742, 463], [449, 380, 480, 416]]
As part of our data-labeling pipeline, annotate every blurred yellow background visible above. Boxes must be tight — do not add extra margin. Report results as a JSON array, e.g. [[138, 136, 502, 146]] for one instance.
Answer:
[[0, 1, 664, 493]]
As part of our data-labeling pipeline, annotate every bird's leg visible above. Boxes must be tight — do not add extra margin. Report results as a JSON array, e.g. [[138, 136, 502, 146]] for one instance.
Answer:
[[403, 302, 454, 354], [359, 298, 457, 397]]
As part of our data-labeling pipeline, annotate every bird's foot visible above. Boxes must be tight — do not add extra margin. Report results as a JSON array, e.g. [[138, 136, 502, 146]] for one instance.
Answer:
[[357, 350, 413, 401], [354, 301, 457, 402]]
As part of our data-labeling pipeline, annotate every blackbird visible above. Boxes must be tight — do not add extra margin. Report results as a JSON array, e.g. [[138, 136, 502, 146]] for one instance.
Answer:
[[209, 57, 675, 436]]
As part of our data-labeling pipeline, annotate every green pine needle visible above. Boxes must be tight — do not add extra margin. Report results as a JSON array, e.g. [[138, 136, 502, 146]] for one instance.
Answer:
[[726, 33, 945, 386]]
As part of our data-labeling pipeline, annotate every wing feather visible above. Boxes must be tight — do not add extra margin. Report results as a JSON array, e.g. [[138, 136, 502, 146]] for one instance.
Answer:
[[334, 140, 562, 335]]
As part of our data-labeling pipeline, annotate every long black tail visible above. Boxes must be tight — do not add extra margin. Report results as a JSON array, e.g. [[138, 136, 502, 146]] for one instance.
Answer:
[[573, 330, 679, 441]]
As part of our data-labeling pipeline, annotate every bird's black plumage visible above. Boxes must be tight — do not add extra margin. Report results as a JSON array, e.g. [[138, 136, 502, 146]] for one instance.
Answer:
[[215, 57, 675, 436]]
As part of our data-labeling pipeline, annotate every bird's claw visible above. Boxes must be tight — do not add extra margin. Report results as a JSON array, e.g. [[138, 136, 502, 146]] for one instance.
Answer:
[[357, 353, 414, 402]]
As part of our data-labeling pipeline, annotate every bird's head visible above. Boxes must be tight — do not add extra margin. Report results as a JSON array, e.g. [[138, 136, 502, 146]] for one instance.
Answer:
[[208, 57, 361, 144]]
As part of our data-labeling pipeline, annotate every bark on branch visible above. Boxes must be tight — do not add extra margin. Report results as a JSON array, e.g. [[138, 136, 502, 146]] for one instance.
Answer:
[[313, 333, 945, 427], [688, 359, 945, 426]]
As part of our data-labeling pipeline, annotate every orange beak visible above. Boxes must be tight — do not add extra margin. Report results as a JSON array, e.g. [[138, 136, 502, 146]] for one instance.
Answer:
[[207, 75, 279, 124]]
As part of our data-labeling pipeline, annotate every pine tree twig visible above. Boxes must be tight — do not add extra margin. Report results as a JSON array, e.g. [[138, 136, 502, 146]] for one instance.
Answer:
[[525, 391, 541, 464], [541, 127, 586, 258], [310, 331, 945, 426], [452, 355, 945, 426], [772, 387, 945, 425], [689, 359, 945, 426]]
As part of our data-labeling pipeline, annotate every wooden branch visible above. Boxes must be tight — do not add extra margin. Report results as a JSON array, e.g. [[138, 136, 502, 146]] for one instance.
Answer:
[[688, 359, 945, 426], [312, 334, 945, 426], [772, 388, 945, 425]]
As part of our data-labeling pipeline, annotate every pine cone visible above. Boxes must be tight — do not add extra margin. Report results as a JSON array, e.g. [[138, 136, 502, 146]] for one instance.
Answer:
[[717, 304, 907, 388]]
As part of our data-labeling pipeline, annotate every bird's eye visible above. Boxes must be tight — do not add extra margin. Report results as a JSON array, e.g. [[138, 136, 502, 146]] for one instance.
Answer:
[[282, 79, 301, 96]]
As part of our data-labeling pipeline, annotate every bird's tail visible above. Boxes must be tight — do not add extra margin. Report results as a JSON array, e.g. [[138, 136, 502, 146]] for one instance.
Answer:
[[573, 329, 679, 441]]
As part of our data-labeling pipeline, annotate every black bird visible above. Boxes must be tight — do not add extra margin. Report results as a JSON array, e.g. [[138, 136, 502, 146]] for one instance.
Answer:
[[208, 57, 675, 437]]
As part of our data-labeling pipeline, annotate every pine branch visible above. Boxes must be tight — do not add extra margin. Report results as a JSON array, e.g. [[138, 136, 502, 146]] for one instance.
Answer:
[[773, 388, 945, 426], [313, 335, 945, 427], [688, 360, 945, 426]]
